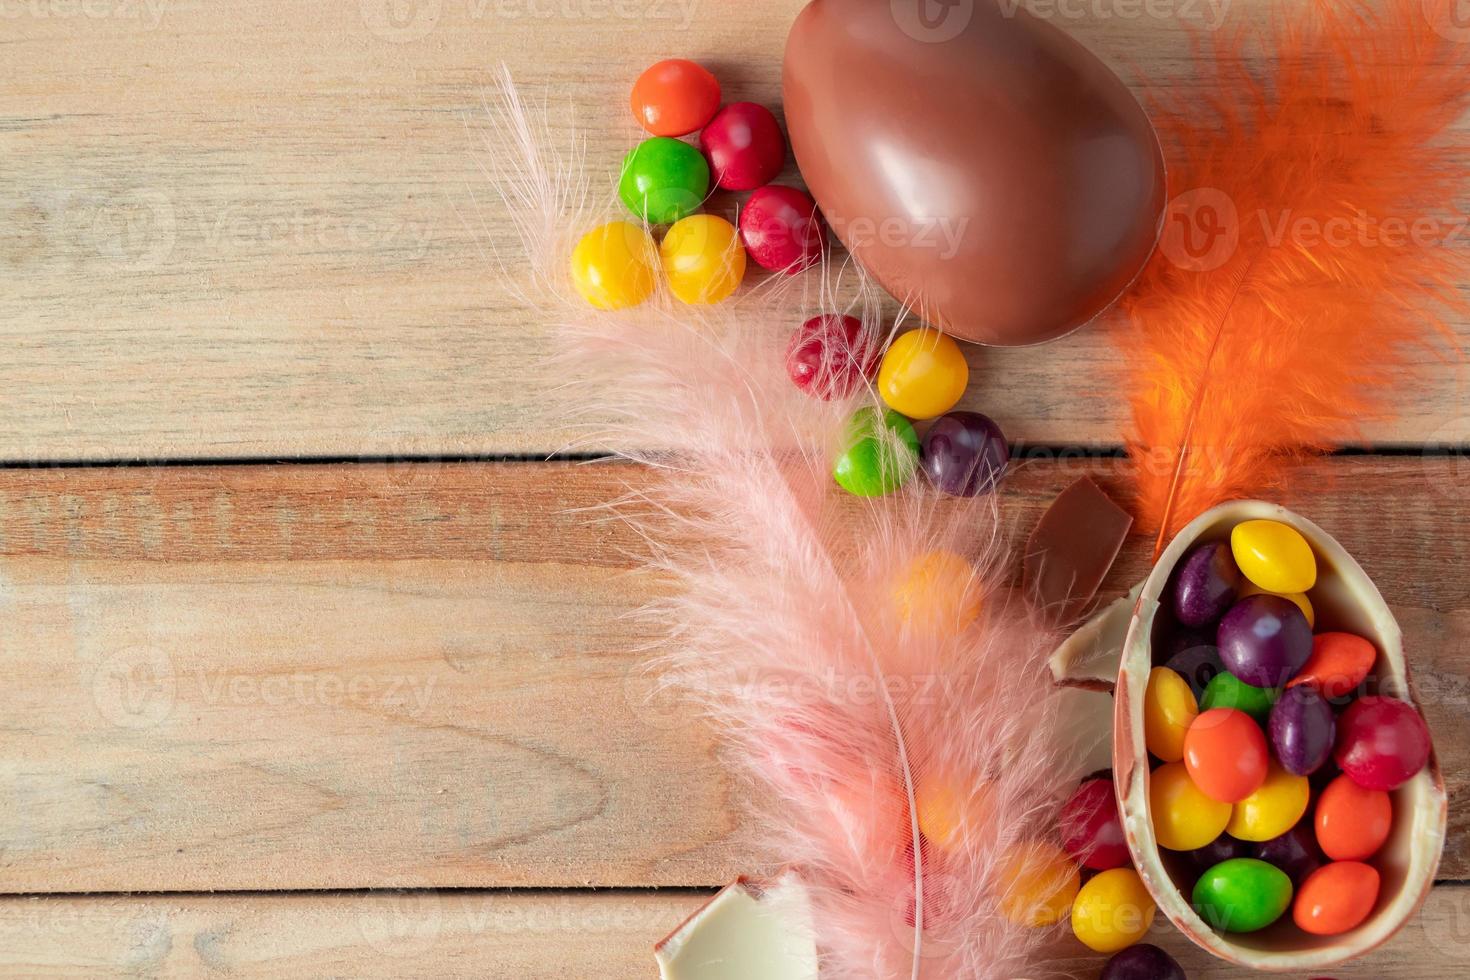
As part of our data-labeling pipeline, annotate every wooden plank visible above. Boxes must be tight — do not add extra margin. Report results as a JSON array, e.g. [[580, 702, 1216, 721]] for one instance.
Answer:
[[0, 458, 1466, 892], [5, 1, 1467, 461], [2, 886, 1468, 978]]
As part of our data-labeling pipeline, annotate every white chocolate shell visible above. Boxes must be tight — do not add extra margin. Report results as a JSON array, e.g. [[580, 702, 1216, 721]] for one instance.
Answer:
[[1114, 500, 1447, 971], [655, 870, 818, 980]]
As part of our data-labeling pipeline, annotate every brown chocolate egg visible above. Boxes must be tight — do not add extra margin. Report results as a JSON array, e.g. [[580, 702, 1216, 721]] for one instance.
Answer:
[[783, 0, 1166, 346]]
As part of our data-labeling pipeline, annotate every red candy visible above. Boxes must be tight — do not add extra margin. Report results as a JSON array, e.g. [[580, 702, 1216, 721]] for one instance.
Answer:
[[700, 102, 786, 190], [739, 185, 825, 273], [1060, 777, 1130, 870], [785, 314, 879, 400], [1335, 696, 1431, 791], [631, 59, 721, 137], [1289, 632, 1376, 700]]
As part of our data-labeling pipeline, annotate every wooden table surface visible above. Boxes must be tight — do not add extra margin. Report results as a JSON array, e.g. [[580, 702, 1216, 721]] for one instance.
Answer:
[[4, 2, 1468, 977]]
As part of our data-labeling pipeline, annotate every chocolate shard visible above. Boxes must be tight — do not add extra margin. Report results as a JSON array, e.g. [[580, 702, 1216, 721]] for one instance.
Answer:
[[1025, 476, 1133, 627]]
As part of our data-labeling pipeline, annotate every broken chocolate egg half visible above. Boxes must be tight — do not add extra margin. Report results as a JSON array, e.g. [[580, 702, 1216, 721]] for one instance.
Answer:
[[1113, 501, 1446, 971]]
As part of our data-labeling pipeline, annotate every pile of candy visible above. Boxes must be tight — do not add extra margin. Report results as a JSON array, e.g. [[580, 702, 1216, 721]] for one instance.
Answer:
[[571, 58, 824, 311], [1140, 519, 1432, 938], [571, 61, 1012, 505]]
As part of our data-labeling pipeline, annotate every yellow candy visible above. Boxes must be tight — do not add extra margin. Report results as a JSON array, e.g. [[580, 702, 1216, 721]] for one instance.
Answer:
[[916, 772, 990, 853], [1227, 761, 1311, 842], [1071, 868, 1156, 953], [1239, 581, 1315, 628], [998, 841, 1080, 927], [1149, 761, 1231, 851], [877, 328, 969, 420], [660, 214, 745, 304], [892, 550, 983, 634], [570, 220, 658, 309], [1143, 667, 1197, 763], [1230, 519, 1317, 595]]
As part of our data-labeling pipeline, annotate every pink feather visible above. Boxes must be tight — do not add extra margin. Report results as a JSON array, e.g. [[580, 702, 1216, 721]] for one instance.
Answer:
[[489, 74, 1082, 979]]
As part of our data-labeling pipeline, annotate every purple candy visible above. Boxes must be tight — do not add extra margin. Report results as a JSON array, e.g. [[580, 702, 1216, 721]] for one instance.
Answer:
[[1255, 824, 1324, 888], [1190, 834, 1252, 877], [1163, 643, 1225, 701], [1172, 542, 1242, 627], [1217, 594, 1313, 688], [920, 411, 1008, 497], [1100, 943, 1187, 980], [1269, 684, 1336, 776]]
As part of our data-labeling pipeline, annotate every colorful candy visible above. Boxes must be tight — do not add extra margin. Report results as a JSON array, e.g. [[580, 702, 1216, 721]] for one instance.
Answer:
[[569, 221, 658, 310], [1239, 582, 1315, 629], [1293, 861, 1380, 935], [1172, 541, 1241, 627], [1059, 777, 1130, 871], [1334, 696, 1431, 791], [921, 412, 1008, 497], [1190, 833, 1252, 876], [997, 840, 1080, 927], [1100, 944, 1185, 980], [1199, 671, 1276, 726], [1162, 642, 1224, 700], [876, 328, 969, 420], [785, 314, 878, 399], [1071, 868, 1156, 953], [1289, 632, 1375, 700], [1315, 774, 1391, 861], [1230, 519, 1317, 595], [1143, 667, 1198, 763], [1268, 684, 1336, 776], [619, 137, 709, 225], [631, 59, 721, 137], [660, 214, 746, 304], [1226, 762, 1310, 842], [1192, 858, 1293, 933], [1217, 594, 1312, 688], [1184, 708, 1268, 803], [700, 102, 786, 190], [739, 185, 825, 273], [916, 771, 988, 853], [1150, 761, 1230, 851], [892, 550, 983, 634], [832, 408, 919, 497], [1254, 824, 1324, 887]]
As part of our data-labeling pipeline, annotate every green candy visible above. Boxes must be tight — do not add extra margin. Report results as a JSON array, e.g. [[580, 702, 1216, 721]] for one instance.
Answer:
[[1201, 671, 1278, 725], [618, 137, 709, 225], [833, 408, 919, 497], [1193, 858, 1293, 933]]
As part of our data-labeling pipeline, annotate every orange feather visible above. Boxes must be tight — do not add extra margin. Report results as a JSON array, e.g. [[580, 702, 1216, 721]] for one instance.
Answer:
[[1120, 0, 1470, 553]]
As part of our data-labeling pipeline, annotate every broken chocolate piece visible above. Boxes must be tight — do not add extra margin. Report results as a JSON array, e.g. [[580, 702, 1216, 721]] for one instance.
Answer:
[[1025, 477, 1133, 627]]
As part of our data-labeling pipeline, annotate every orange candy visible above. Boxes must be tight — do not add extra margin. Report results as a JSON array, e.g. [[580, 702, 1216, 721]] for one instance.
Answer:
[[1183, 708, 1269, 803], [1293, 861, 1380, 936], [1316, 774, 1392, 861], [1288, 632, 1376, 699], [631, 59, 721, 137]]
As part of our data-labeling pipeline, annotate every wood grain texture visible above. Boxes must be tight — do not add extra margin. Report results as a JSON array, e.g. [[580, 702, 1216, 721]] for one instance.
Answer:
[[3, 886, 1469, 978], [4, 0, 1467, 461], [1, 458, 1466, 892]]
